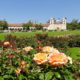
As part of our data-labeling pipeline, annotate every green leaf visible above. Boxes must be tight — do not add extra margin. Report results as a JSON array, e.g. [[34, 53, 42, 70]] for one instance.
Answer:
[[0, 76, 4, 80], [39, 73, 45, 80], [45, 71, 53, 80], [3, 75, 14, 79], [55, 72, 61, 79], [18, 74, 26, 80], [64, 75, 74, 80], [3, 75, 9, 78]]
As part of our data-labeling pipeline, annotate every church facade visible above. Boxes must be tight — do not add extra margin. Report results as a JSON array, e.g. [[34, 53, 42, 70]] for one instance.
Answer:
[[46, 17, 67, 30]]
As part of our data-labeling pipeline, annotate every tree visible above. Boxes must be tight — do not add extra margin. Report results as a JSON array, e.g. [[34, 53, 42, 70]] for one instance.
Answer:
[[3, 20, 8, 30], [22, 20, 33, 31], [0, 21, 3, 30], [78, 22, 80, 29], [67, 19, 80, 30], [0, 20, 8, 30], [35, 23, 43, 30]]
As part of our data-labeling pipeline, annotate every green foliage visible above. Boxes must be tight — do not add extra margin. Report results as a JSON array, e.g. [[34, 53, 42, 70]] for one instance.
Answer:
[[2, 34, 80, 49], [67, 19, 80, 30], [22, 20, 33, 31], [45, 71, 53, 80], [0, 20, 8, 30], [0, 76, 4, 80], [35, 23, 43, 30], [39, 73, 44, 80], [16, 37, 38, 48]]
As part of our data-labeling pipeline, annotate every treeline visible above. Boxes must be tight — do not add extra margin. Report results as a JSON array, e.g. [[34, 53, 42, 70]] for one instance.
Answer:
[[67, 19, 80, 30], [0, 19, 80, 30], [22, 21, 43, 30]]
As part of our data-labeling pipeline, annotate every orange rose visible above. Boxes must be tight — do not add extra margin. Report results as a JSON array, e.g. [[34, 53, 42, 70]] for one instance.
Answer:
[[49, 48, 60, 56], [23, 46, 33, 52], [4, 41, 10, 45], [53, 48, 60, 54], [42, 46, 54, 53], [20, 61, 27, 69], [15, 68, 21, 75], [48, 53, 68, 66], [33, 53, 48, 65], [3, 41, 11, 47]]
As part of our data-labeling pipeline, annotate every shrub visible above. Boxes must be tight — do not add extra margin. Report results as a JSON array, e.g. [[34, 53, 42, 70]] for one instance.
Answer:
[[0, 48, 79, 80], [5, 35, 38, 48], [16, 37, 38, 48], [48, 36, 69, 48], [68, 35, 80, 47], [35, 34, 80, 48], [4, 34, 80, 49]]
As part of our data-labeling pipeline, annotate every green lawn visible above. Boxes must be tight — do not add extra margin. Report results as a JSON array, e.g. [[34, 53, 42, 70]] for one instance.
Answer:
[[0, 30, 80, 40], [68, 47, 80, 60]]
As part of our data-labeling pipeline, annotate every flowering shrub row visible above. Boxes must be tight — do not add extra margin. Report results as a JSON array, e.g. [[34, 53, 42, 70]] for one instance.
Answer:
[[0, 41, 79, 80], [1, 34, 80, 49]]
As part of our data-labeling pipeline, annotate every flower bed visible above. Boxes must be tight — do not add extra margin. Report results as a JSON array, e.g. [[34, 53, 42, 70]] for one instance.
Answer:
[[0, 42, 80, 80]]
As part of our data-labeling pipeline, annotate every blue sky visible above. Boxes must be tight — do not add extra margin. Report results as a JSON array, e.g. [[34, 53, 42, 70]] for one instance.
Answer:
[[0, 0, 80, 23]]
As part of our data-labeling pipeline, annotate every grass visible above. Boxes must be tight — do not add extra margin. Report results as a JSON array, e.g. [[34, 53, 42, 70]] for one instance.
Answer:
[[0, 30, 80, 40], [68, 47, 80, 60]]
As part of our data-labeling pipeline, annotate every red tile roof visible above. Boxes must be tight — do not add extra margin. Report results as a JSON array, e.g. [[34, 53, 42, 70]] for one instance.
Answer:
[[8, 23, 49, 27], [8, 23, 23, 27]]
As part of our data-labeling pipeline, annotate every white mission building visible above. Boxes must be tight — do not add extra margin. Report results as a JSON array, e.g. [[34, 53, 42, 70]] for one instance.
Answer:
[[46, 17, 67, 30], [8, 17, 67, 31]]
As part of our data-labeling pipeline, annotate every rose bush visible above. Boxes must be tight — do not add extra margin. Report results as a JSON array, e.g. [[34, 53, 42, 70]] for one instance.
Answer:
[[0, 40, 79, 80]]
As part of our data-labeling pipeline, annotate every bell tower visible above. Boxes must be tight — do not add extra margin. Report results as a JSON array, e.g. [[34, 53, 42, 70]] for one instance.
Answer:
[[50, 18, 55, 24], [62, 17, 67, 24]]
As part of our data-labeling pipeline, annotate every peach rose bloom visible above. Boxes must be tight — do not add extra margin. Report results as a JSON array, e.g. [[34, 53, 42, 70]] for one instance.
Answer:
[[49, 48, 60, 56], [15, 68, 21, 75], [48, 53, 68, 66], [33, 53, 48, 65], [3, 41, 11, 47], [42, 46, 54, 53], [23, 46, 33, 52], [20, 61, 27, 69], [53, 48, 60, 54]]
